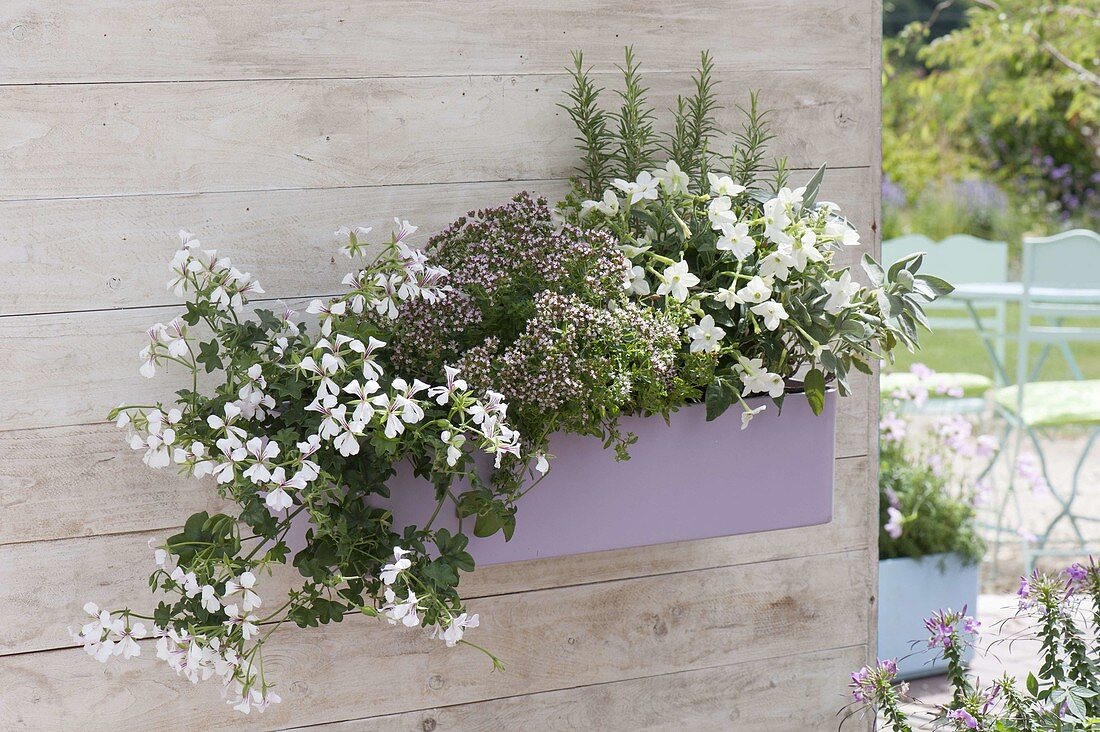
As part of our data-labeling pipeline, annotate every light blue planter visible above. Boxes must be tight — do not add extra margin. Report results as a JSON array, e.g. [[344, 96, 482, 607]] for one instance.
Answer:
[[878, 553, 980, 679]]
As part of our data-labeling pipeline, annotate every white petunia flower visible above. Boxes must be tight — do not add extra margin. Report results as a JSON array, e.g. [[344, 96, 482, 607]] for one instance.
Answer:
[[685, 314, 726, 354], [740, 404, 767, 430], [581, 189, 621, 217], [735, 356, 785, 398], [716, 221, 755, 260], [750, 300, 789, 331], [707, 196, 738, 231], [653, 160, 689, 194], [736, 275, 772, 305], [626, 264, 651, 296], [823, 269, 861, 315], [656, 260, 700, 303], [708, 173, 746, 198], [713, 286, 742, 309], [611, 171, 660, 205]]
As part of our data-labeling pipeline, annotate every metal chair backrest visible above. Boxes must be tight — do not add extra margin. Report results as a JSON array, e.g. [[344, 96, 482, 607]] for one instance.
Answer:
[[883, 234, 1010, 382], [1017, 229, 1100, 383]]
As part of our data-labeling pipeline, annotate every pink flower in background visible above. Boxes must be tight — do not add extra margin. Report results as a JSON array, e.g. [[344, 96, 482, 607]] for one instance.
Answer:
[[880, 412, 907, 443], [885, 507, 905, 539], [1015, 454, 1049, 495], [947, 709, 979, 729]]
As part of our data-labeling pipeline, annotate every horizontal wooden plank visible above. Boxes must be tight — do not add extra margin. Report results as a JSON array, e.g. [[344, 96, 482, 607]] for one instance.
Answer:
[[308, 645, 868, 731], [0, 549, 871, 730], [0, 455, 867, 655], [0, 168, 872, 316], [0, 179, 567, 317], [0, 0, 873, 84], [0, 69, 873, 201]]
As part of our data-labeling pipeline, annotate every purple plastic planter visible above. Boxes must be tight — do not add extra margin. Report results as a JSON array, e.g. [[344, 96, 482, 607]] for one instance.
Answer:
[[377, 391, 837, 565]]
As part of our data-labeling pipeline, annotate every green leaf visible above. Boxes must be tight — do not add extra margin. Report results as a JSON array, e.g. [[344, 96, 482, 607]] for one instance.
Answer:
[[197, 340, 223, 373], [1027, 672, 1039, 697], [915, 274, 954, 298], [705, 379, 733, 421], [861, 254, 885, 288], [800, 163, 827, 209], [804, 368, 826, 416]]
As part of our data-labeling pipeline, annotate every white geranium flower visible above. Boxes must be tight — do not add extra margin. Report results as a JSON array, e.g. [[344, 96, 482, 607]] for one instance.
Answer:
[[439, 612, 480, 647], [656, 260, 700, 303], [440, 430, 466, 467], [428, 365, 467, 406], [264, 467, 304, 512], [535, 453, 551, 475], [736, 275, 772, 305], [707, 173, 746, 198], [380, 547, 413, 585], [200, 585, 221, 614], [611, 171, 660, 205], [686, 314, 726, 353], [823, 269, 861, 314], [224, 572, 261, 612], [335, 225, 372, 258], [654, 160, 689, 194], [223, 604, 259, 640], [112, 621, 146, 660], [382, 588, 421, 627], [716, 222, 755, 260], [241, 437, 280, 484], [750, 300, 789, 331]]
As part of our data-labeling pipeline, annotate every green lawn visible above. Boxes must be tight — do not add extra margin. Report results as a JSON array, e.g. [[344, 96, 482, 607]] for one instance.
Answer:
[[888, 304, 1100, 383]]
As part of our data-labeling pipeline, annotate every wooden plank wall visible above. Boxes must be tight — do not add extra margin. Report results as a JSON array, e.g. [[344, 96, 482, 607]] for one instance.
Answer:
[[0, 1, 882, 729]]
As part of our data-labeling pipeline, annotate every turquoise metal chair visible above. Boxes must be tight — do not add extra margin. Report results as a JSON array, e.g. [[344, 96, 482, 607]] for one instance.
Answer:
[[992, 229, 1100, 567], [881, 234, 1009, 412]]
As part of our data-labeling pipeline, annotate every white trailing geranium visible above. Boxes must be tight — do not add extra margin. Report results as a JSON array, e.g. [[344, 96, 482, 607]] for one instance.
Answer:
[[74, 221, 517, 714]]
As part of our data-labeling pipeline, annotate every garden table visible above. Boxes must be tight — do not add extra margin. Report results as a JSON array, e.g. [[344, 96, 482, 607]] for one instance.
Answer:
[[946, 282, 1100, 569]]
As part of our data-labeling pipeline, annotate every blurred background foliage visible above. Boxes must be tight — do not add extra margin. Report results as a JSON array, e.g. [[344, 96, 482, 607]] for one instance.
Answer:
[[882, 0, 1100, 245]]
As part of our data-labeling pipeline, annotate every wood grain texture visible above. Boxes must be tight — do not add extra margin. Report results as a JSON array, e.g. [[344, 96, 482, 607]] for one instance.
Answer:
[[0, 456, 867, 655], [0, 169, 872, 316], [0, 69, 872, 201], [0, 0, 873, 84], [0, 549, 870, 730], [290, 645, 867, 731]]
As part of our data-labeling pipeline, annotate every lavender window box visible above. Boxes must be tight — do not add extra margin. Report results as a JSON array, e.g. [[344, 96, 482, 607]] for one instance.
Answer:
[[376, 391, 837, 565]]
